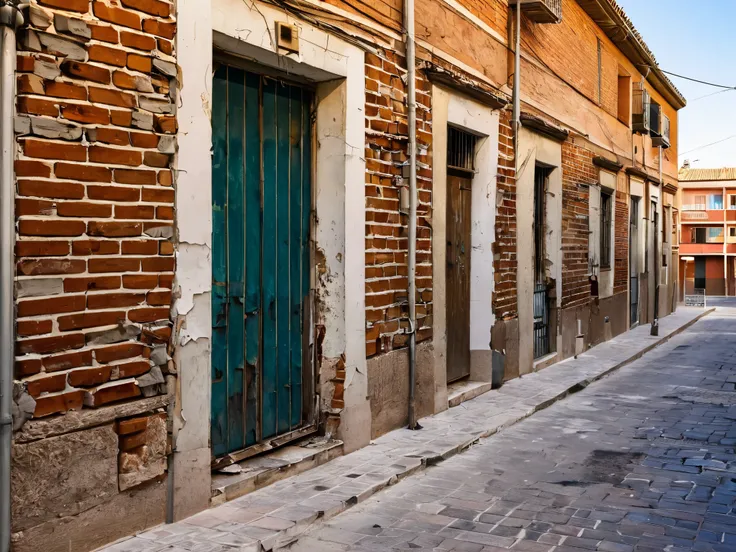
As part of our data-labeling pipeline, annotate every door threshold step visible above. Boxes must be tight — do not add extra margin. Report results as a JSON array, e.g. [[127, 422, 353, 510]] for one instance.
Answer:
[[448, 380, 494, 408], [210, 438, 343, 506]]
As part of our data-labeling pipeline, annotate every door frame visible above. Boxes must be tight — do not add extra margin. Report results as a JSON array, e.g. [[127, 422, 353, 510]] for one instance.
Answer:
[[174, 0, 370, 512], [209, 59, 319, 465], [431, 87, 499, 408]]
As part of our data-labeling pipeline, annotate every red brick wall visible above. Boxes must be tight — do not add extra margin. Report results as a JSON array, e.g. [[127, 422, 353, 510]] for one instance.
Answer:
[[324, 0, 402, 31], [14, 0, 176, 418], [493, 109, 517, 320], [614, 190, 629, 295], [560, 141, 595, 308], [364, 52, 433, 357]]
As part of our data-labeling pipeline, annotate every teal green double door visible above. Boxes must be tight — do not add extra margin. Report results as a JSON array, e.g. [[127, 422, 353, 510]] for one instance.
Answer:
[[211, 65, 313, 457]]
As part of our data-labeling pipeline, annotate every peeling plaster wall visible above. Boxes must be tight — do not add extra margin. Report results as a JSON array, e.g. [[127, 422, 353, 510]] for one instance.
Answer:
[[432, 86, 498, 403], [172, 0, 213, 520]]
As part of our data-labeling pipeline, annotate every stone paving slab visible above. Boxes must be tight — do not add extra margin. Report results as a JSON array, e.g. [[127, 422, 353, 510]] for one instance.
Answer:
[[99, 308, 712, 552]]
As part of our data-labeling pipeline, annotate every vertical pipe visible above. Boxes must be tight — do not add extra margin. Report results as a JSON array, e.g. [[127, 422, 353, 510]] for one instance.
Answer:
[[1, 4, 21, 549], [512, 3, 521, 162], [651, 147, 661, 336], [405, 0, 418, 429]]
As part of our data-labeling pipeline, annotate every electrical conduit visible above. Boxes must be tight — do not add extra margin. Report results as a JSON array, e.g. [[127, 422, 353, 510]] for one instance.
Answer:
[[1, 2, 23, 550]]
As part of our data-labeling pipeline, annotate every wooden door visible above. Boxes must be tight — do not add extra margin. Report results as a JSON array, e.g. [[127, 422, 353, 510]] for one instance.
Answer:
[[211, 65, 313, 457], [446, 172, 472, 382]]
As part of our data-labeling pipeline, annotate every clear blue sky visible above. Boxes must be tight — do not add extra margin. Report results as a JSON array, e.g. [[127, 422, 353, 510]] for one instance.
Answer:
[[617, 0, 736, 169]]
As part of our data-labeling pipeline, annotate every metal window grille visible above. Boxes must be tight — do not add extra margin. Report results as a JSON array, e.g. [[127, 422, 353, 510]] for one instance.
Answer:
[[534, 168, 546, 283], [533, 283, 550, 359], [447, 126, 477, 173], [600, 191, 612, 269]]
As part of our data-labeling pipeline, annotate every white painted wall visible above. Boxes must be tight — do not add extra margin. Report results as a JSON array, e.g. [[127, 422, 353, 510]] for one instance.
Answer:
[[432, 86, 499, 398], [516, 128, 562, 373], [590, 170, 616, 299]]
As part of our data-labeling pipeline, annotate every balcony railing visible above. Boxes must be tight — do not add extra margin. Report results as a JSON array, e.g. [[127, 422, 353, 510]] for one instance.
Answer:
[[682, 204, 706, 211], [509, 0, 562, 23]]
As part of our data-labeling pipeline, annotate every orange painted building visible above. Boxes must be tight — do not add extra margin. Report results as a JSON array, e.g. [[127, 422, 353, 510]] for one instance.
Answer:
[[679, 167, 736, 296]]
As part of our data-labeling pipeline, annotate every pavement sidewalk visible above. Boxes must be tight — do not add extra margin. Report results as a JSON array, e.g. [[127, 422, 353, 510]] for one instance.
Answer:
[[102, 307, 713, 552]]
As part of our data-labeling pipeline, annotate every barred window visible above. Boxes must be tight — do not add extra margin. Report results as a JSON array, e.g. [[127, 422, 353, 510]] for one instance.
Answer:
[[600, 191, 612, 269]]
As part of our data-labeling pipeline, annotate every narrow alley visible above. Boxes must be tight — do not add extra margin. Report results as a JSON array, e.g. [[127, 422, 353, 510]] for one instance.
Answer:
[[287, 309, 736, 552]]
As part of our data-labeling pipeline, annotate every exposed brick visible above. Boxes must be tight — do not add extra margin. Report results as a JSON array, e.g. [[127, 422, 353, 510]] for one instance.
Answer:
[[114, 168, 156, 185], [27, 373, 68, 397], [141, 256, 173, 272], [130, 132, 158, 148], [58, 310, 126, 331], [143, 151, 169, 168], [57, 201, 112, 218], [88, 44, 127, 67], [89, 86, 137, 108], [23, 139, 86, 161], [33, 390, 84, 417], [127, 53, 152, 73], [17, 97, 59, 117], [18, 179, 84, 199], [17, 55, 35, 72], [142, 18, 175, 39], [61, 60, 111, 84], [141, 187, 173, 202], [88, 292, 146, 310], [43, 349, 94, 372], [122, 274, 158, 289], [116, 360, 150, 378], [17, 319, 53, 337], [157, 169, 172, 186], [19, 219, 86, 237], [61, 103, 110, 125], [121, 238, 157, 254], [85, 381, 141, 407], [120, 30, 156, 51], [16, 240, 69, 257], [89, 127, 130, 146], [157, 38, 172, 56], [38, 0, 89, 13], [16, 359, 43, 378], [89, 23, 119, 44], [154, 114, 176, 134], [110, 110, 133, 127], [68, 365, 112, 387], [121, 0, 170, 17], [158, 273, 173, 288], [156, 206, 173, 220], [128, 307, 169, 323], [44, 80, 88, 100], [95, 342, 146, 363], [88, 221, 143, 237], [146, 290, 171, 306], [16, 160, 52, 177], [55, 162, 112, 182], [89, 145, 142, 166], [92, 1, 142, 30], [18, 258, 86, 276], [72, 240, 120, 255], [116, 416, 148, 434], [18, 295, 85, 317], [63, 275, 121, 292], [88, 257, 140, 273], [16, 333, 85, 355], [88, 184, 140, 202]]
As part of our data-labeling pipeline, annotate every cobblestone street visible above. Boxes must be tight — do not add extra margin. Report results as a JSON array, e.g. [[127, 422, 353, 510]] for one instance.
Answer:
[[290, 310, 736, 552]]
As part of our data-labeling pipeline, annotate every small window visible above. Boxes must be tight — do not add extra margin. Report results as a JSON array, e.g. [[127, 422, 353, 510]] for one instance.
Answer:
[[693, 227, 706, 244], [600, 191, 612, 269], [730, 227, 736, 238], [707, 227, 724, 243], [729, 195, 736, 210], [709, 194, 723, 210]]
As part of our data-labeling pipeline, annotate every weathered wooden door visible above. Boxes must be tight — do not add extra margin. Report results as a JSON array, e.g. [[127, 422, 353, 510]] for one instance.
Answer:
[[211, 65, 313, 458], [446, 172, 472, 382]]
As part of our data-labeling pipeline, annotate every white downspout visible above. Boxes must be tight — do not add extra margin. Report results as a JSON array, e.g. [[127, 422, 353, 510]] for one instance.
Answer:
[[405, 0, 418, 429], [512, 1, 521, 160], [0, 3, 22, 550]]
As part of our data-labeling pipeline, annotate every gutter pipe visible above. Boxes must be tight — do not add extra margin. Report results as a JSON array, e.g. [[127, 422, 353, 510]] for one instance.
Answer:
[[405, 0, 418, 430], [512, 2, 521, 161], [1, 2, 22, 550]]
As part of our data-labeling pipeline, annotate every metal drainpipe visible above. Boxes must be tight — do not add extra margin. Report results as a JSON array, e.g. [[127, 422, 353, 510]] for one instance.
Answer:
[[651, 147, 662, 336], [512, 3, 521, 160], [405, 0, 418, 430], [1, 3, 22, 550]]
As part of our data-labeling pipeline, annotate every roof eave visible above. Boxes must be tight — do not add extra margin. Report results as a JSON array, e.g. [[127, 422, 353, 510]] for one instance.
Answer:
[[576, 0, 687, 110]]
